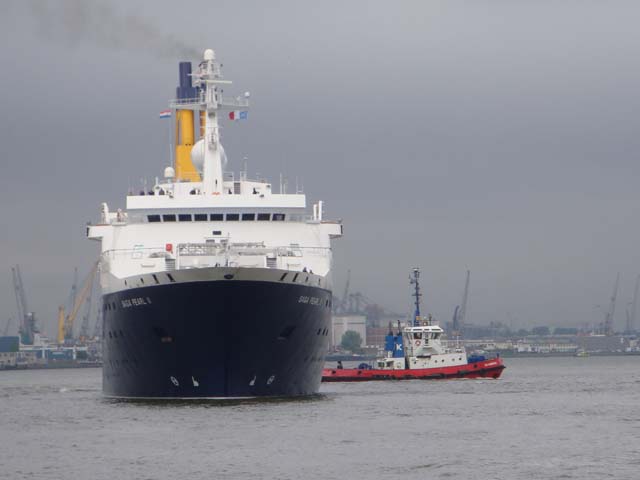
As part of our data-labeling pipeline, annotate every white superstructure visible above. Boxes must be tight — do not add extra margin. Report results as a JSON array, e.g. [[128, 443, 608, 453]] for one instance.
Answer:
[[377, 324, 468, 370], [87, 49, 342, 294]]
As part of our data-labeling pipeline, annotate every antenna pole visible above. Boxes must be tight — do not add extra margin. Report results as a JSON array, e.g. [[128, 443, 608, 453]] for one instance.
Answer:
[[410, 268, 422, 326]]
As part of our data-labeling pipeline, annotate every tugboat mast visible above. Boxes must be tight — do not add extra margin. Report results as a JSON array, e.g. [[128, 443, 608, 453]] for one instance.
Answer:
[[410, 267, 423, 326]]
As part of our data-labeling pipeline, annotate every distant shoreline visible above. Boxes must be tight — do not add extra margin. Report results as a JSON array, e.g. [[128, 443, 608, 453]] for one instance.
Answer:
[[2, 351, 640, 373], [0, 361, 102, 372], [325, 351, 640, 363]]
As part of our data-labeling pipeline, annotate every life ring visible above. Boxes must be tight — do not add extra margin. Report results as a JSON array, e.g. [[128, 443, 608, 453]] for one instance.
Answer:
[[415, 340, 422, 347]]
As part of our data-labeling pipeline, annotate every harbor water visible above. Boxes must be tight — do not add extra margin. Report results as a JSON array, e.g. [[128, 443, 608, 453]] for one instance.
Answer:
[[1, 356, 639, 479]]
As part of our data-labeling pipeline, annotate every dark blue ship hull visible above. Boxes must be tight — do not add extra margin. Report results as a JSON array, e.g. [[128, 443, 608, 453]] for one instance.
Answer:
[[102, 280, 332, 398]]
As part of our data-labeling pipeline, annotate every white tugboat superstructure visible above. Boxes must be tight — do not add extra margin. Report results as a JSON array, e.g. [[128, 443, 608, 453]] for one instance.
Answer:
[[87, 49, 342, 398]]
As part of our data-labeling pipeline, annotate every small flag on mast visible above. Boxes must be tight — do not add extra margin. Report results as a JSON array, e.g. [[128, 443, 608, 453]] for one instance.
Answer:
[[229, 111, 248, 121], [159, 110, 172, 118]]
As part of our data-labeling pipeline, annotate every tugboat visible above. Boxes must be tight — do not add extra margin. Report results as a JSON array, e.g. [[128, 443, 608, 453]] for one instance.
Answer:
[[322, 268, 505, 382]]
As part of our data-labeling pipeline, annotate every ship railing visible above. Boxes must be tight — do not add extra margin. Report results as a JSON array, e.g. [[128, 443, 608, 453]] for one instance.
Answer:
[[440, 340, 467, 353], [100, 244, 330, 273], [169, 96, 249, 110], [176, 243, 329, 258]]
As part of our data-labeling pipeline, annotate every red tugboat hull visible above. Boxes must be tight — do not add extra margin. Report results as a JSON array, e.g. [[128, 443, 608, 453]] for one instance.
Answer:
[[322, 357, 505, 382]]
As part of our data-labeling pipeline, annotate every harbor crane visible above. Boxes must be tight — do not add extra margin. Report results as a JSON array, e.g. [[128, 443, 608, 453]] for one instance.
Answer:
[[2, 317, 12, 336], [603, 273, 620, 336], [11, 265, 37, 345], [452, 270, 470, 337], [78, 273, 97, 341], [91, 305, 103, 339], [630, 274, 640, 333], [57, 262, 99, 344], [335, 269, 351, 314]]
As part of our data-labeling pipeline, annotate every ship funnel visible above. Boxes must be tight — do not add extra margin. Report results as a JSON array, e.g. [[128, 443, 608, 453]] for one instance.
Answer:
[[174, 61, 201, 182]]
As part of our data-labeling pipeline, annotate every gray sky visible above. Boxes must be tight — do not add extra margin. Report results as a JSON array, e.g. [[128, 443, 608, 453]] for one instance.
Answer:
[[1, 0, 640, 336]]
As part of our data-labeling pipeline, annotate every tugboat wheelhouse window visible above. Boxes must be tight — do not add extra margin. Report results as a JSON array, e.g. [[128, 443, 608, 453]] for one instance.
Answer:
[[194, 214, 207, 222], [178, 214, 192, 222], [242, 213, 255, 221], [162, 214, 176, 222], [272, 213, 285, 221], [226, 213, 239, 221], [257, 213, 271, 221], [210, 213, 223, 221], [147, 215, 161, 223]]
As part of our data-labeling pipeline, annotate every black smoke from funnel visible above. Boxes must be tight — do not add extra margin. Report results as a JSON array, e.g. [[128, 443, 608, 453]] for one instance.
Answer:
[[26, 0, 200, 59]]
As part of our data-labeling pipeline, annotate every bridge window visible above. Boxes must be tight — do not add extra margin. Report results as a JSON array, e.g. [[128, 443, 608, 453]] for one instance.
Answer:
[[226, 213, 239, 221], [210, 213, 224, 221], [178, 214, 192, 222], [257, 213, 271, 221], [272, 213, 285, 221], [147, 215, 161, 223], [242, 213, 255, 221], [194, 214, 207, 221], [162, 214, 176, 222]]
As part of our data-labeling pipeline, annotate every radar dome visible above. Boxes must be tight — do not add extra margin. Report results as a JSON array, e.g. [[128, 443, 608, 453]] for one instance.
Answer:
[[190, 139, 205, 172], [190, 139, 227, 172], [164, 166, 175, 179], [204, 49, 215, 61]]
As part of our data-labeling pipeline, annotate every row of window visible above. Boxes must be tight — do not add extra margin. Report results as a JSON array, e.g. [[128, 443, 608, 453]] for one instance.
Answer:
[[147, 213, 286, 223]]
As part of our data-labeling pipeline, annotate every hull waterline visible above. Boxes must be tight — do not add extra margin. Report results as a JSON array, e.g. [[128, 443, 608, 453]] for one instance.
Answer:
[[322, 357, 505, 382]]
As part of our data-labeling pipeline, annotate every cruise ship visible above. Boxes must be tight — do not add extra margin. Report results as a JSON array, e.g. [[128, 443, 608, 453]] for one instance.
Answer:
[[87, 49, 343, 398]]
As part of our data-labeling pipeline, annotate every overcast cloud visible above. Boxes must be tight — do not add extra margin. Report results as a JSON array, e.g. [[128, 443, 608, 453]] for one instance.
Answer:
[[1, 0, 640, 336]]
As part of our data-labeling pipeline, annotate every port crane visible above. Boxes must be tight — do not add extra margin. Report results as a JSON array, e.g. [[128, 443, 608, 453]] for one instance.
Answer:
[[603, 273, 620, 336], [91, 306, 102, 339], [2, 317, 12, 336], [57, 262, 99, 344], [11, 265, 37, 345], [78, 274, 97, 341], [334, 269, 351, 314], [629, 274, 640, 333], [452, 270, 470, 337]]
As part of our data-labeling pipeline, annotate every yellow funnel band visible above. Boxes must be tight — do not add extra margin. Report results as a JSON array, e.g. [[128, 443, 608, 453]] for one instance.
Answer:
[[176, 145, 201, 182], [175, 109, 200, 182]]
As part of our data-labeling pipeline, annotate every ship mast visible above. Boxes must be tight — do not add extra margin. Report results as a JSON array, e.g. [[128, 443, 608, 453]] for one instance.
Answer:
[[194, 49, 226, 194], [170, 49, 249, 195], [410, 267, 423, 326]]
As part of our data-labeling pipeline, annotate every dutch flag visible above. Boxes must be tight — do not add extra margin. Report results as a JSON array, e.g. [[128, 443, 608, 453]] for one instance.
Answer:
[[159, 110, 172, 119], [228, 110, 248, 121]]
